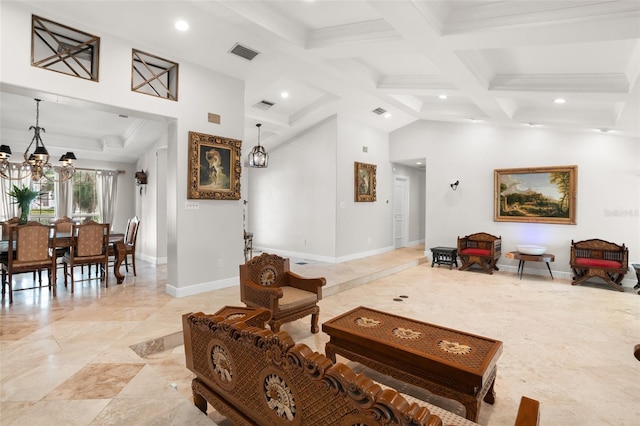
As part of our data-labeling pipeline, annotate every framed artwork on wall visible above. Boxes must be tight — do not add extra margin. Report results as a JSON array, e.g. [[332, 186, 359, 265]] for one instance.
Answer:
[[494, 165, 577, 224], [354, 162, 377, 202], [188, 131, 242, 200]]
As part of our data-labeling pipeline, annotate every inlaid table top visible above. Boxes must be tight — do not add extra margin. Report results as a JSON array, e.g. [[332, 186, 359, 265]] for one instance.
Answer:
[[322, 306, 503, 391]]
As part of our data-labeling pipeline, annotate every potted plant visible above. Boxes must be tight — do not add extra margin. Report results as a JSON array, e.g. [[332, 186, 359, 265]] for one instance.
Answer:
[[8, 185, 41, 224]]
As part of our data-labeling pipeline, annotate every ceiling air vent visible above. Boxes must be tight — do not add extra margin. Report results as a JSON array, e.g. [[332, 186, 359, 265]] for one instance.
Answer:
[[253, 100, 275, 111], [372, 107, 387, 115], [229, 43, 260, 61]]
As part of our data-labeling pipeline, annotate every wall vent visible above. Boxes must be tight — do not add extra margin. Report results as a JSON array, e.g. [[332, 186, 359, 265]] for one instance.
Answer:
[[372, 107, 387, 115], [229, 43, 260, 61], [253, 100, 275, 111]]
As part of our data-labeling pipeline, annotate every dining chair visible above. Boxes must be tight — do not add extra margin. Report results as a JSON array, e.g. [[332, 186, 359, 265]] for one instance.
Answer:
[[1, 221, 56, 304], [107, 216, 140, 276], [62, 220, 110, 293], [123, 216, 140, 276], [49, 216, 76, 276]]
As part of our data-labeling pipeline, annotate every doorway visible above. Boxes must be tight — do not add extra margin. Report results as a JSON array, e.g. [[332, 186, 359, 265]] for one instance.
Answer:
[[393, 175, 409, 248]]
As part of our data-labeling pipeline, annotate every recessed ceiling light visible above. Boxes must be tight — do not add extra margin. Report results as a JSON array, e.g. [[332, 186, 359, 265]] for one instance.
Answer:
[[554, 98, 566, 104], [438, 94, 447, 100], [528, 123, 538, 127], [175, 20, 189, 31], [416, 161, 423, 165], [384, 112, 391, 118], [470, 118, 482, 123], [280, 91, 289, 99], [599, 128, 612, 133]]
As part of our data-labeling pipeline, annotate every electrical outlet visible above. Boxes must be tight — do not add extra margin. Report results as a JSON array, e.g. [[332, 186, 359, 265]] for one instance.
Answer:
[[368, 236, 372, 244], [302, 239, 306, 246], [217, 258, 222, 268], [185, 201, 199, 210]]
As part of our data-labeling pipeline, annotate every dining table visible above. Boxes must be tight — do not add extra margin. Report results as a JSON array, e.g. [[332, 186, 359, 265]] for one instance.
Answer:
[[0, 231, 128, 284]]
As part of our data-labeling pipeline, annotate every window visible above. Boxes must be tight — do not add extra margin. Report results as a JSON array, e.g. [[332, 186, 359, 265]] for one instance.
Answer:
[[29, 170, 55, 224], [71, 170, 99, 223]]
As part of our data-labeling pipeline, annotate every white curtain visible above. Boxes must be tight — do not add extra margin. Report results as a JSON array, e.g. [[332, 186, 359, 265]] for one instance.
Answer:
[[97, 170, 118, 228], [0, 167, 32, 221], [54, 172, 72, 217]]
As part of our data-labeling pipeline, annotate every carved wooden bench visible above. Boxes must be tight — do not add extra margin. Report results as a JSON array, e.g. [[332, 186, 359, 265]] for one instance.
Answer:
[[457, 232, 502, 274], [183, 307, 539, 426], [570, 239, 628, 291]]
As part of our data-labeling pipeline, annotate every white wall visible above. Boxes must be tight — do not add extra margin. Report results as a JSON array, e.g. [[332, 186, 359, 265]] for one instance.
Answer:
[[250, 117, 338, 261], [250, 116, 395, 263], [1, 2, 245, 296], [336, 117, 393, 260], [135, 138, 168, 265], [390, 120, 640, 283]]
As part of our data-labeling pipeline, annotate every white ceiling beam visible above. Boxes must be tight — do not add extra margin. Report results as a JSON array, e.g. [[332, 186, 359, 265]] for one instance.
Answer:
[[367, 1, 512, 122]]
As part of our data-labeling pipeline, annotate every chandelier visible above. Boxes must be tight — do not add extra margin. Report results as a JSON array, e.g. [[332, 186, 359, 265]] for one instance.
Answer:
[[0, 98, 77, 182], [248, 123, 268, 168]]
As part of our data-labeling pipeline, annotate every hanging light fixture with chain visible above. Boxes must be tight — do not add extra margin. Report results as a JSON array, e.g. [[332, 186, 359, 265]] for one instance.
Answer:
[[248, 123, 268, 168], [0, 98, 77, 182]]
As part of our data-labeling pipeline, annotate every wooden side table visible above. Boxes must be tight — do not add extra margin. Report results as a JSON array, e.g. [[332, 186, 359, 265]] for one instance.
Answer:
[[505, 251, 555, 280], [430, 246, 458, 269]]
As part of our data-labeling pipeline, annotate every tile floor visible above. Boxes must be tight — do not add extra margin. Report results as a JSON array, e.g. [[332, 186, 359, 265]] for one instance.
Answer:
[[1, 246, 639, 425]]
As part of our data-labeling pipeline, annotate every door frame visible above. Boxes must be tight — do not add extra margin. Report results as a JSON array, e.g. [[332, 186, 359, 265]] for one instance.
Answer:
[[393, 175, 410, 248]]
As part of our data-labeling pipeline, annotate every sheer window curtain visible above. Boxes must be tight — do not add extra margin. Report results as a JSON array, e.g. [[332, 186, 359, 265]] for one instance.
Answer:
[[97, 170, 118, 228], [54, 173, 72, 218]]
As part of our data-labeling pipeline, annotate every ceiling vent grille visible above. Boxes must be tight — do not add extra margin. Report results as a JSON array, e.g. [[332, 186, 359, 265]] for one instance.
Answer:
[[229, 43, 260, 61], [372, 107, 387, 115], [253, 100, 275, 111]]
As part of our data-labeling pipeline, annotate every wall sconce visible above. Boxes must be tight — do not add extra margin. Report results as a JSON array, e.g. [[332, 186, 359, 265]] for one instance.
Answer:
[[135, 170, 147, 195], [450, 180, 459, 191]]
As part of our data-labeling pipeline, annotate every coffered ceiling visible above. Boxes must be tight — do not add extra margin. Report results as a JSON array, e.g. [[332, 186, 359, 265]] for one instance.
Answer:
[[1, 1, 639, 164]]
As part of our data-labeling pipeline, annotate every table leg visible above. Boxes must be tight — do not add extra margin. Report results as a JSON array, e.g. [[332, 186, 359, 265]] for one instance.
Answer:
[[546, 262, 554, 280], [113, 240, 126, 284], [518, 260, 525, 279]]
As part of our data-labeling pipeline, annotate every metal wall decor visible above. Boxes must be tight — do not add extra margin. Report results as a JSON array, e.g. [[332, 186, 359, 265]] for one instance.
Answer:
[[131, 49, 179, 101], [31, 15, 100, 81]]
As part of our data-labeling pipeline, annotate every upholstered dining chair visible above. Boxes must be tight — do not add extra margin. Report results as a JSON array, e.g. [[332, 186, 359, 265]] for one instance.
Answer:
[[50, 216, 75, 271], [123, 216, 140, 275], [1, 221, 56, 304], [239, 253, 326, 333], [62, 220, 110, 293], [106, 216, 140, 276]]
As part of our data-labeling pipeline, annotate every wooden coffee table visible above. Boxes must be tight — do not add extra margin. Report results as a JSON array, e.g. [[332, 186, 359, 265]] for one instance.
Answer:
[[322, 306, 503, 422]]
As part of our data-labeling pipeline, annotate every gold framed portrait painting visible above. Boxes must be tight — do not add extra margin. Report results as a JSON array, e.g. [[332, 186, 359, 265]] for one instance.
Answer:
[[354, 162, 376, 202], [494, 165, 577, 224], [188, 131, 242, 200]]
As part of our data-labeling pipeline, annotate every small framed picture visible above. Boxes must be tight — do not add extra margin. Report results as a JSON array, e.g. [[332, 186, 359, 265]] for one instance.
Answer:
[[354, 162, 376, 202]]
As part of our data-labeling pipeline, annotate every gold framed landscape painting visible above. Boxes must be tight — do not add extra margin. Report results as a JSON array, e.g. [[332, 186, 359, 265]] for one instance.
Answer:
[[354, 162, 376, 202], [494, 165, 577, 224], [188, 131, 242, 200]]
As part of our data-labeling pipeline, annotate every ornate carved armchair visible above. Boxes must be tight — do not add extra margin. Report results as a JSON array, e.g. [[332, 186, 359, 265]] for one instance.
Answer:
[[239, 253, 326, 333], [457, 232, 502, 274], [570, 238, 628, 291]]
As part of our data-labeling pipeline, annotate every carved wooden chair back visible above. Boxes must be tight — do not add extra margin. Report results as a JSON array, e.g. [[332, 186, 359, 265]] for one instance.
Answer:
[[243, 253, 289, 288]]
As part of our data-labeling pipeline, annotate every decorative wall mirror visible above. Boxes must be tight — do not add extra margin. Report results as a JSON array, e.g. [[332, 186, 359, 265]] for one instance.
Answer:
[[131, 49, 179, 101], [31, 15, 100, 81]]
